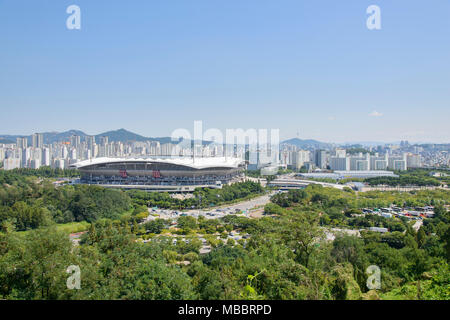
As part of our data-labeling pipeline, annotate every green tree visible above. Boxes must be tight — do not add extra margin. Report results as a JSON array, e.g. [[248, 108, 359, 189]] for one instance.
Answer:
[[280, 211, 324, 268]]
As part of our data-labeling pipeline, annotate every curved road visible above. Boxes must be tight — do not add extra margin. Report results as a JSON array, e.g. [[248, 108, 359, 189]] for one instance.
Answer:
[[147, 191, 276, 220]]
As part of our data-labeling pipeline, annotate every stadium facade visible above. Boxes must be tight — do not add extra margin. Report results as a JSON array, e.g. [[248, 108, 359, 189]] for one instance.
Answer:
[[70, 157, 245, 192]]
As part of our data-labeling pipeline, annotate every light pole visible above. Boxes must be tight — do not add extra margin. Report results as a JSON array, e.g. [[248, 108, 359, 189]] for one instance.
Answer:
[[198, 195, 202, 216]]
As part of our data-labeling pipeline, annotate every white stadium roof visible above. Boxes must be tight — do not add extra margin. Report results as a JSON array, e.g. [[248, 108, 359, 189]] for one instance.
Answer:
[[70, 157, 244, 170]]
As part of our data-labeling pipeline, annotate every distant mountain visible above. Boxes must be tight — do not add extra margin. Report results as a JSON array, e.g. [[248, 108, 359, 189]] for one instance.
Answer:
[[0, 135, 25, 143], [0, 129, 192, 145], [281, 138, 332, 150], [1, 130, 445, 147], [338, 141, 392, 147], [94, 129, 185, 144], [95, 128, 148, 143], [0, 130, 87, 145], [0, 138, 15, 144], [44, 130, 87, 144]]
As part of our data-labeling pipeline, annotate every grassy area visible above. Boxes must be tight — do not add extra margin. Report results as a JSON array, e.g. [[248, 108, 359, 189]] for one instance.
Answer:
[[55, 221, 91, 234], [55, 208, 136, 234], [13, 206, 138, 238], [15, 221, 91, 237]]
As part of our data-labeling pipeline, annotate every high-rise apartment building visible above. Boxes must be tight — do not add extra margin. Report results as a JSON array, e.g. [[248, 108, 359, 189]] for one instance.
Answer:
[[86, 136, 96, 158], [42, 148, 51, 166], [3, 158, 21, 170], [370, 153, 388, 170], [70, 135, 81, 148], [32, 133, 44, 149], [407, 154, 421, 168], [292, 150, 310, 170], [314, 150, 328, 169], [16, 137, 28, 149], [388, 154, 407, 171], [330, 156, 350, 171], [349, 153, 370, 171], [100, 136, 109, 146], [334, 149, 346, 158]]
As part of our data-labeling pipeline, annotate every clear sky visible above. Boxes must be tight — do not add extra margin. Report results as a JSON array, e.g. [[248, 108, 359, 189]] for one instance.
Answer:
[[1, 0, 449, 143]]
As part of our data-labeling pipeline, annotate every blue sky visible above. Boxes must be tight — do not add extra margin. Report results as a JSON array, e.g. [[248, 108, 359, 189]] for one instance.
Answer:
[[0, 0, 449, 143]]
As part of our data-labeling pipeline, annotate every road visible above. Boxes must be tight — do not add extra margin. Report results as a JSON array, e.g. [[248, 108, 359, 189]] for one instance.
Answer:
[[323, 228, 361, 241], [146, 191, 276, 221], [204, 192, 275, 214]]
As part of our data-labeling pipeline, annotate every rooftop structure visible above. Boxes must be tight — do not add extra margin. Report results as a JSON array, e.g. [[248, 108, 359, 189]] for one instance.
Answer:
[[70, 157, 245, 191], [71, 156, 243, 170], [298, 170, 398, 180]]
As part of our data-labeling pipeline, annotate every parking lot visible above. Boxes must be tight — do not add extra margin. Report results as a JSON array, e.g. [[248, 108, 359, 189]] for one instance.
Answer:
[[145, 191, 276, 222]]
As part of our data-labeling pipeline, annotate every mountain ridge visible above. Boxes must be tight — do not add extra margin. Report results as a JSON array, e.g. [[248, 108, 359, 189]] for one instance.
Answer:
[[0, 129, 185, 145], [281, 138, 333, 150], [1, 130, 447, 147]]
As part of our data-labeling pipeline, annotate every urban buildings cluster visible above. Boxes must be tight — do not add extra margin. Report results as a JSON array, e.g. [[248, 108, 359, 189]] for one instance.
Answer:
[[0, 133, 448, 173], [0, 134, 248, 171], [280, 141, 449, 172]]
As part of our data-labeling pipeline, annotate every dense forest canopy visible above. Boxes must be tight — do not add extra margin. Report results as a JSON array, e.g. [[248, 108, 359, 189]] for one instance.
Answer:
[[0, 169, 449, 300]]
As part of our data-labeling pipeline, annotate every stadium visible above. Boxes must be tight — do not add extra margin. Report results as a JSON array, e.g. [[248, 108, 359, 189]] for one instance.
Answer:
[[70, 157, 246, 192]]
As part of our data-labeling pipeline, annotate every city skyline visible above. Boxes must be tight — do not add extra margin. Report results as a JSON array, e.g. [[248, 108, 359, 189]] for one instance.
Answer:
[[3, 126, 448, 171], [1, 127, 449, 145]]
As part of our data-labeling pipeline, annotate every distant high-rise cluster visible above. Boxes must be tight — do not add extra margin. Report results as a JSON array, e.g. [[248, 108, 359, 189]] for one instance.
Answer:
[[0, 133, 250, 170], [0, 132, 448, 171], [278, 143, 444, 173]]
